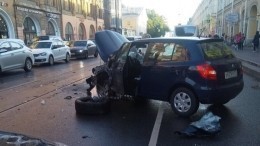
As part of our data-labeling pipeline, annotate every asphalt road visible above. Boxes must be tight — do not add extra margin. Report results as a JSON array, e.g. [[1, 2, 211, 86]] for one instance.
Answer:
[[0, 57, 259, 146]]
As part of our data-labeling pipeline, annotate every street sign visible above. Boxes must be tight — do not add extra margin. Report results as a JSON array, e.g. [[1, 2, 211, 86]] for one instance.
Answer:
[[225, 13, 239, 23]]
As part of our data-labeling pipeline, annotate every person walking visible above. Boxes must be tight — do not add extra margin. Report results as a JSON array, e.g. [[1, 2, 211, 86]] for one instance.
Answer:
[[241, 33, 245, 50], [252, 31, 260, 52]]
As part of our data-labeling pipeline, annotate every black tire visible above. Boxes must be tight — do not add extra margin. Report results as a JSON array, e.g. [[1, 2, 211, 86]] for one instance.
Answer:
[[84, 51, 88, 59], [94, 50, 98, 57], [65, 53, 70, 63], [170, 87, 199, 117], [49, 55, 54, 66], [75, 97, 110, 115], [24, 58, 32, 72]]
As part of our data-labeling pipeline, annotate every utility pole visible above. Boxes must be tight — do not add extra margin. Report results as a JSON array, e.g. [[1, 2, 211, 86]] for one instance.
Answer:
[[115, 0, 118, 32], [95, 0, 98, 32]]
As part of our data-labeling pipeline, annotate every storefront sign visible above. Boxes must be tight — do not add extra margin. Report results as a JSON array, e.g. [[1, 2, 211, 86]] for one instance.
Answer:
[[46, 13, 59, 19], [0, 2, 8, 7], [225, 13, 239, 23], [17, 6, 43, 15]]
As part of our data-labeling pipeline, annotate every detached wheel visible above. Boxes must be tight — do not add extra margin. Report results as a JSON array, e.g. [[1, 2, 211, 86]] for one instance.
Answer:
[[49, 55, 54, 66], [170, 87, 199, 117], [75, 97, 110, 115], [24, 58, 32, 72]]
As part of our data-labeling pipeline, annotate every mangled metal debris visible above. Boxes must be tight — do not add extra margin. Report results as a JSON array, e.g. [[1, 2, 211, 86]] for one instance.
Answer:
[[0, 131, 67, 146]]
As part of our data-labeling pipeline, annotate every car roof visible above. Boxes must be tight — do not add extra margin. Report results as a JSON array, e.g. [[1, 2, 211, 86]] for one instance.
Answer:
[[134, 37, 210, 42], [0, 39, 25, 45]]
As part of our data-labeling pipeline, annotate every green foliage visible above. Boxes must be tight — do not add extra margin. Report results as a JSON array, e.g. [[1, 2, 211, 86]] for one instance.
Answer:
[[147, 9, 170, 37]]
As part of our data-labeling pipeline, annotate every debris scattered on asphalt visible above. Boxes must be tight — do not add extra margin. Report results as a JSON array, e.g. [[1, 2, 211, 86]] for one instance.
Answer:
[[64, 96, 72, 100], [175, 112, 221, 137], [82, 135, 91, 139], [41, 100, 45, 105], [0, 131, 67, 146]]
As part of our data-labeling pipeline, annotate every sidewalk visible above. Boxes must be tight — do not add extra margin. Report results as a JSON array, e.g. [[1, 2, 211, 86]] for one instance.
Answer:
[[231, 46, 260, 80]]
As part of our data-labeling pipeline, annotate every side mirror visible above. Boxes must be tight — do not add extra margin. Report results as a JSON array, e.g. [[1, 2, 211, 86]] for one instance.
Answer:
[[52, 45, 57, 49]]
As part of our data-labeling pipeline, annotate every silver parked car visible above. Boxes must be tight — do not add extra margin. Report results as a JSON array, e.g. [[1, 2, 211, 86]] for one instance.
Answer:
[[0, 39, 34, 73]]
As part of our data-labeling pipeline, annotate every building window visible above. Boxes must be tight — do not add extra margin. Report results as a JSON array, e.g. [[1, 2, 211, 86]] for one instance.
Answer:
[[65, 22, 73, 41], [64, 0, 72, 11], [76, 0, 82, 13], [23, 17, 37, 45], [78, 23, 85, 40], [89, 25, 95, 39], [0, 15, 8, 38], [46, 21, 55, 35]]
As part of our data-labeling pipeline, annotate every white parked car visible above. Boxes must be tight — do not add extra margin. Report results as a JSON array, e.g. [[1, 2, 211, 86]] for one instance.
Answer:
[[0, 39, 34, 73], [31, 40, 71, 65]]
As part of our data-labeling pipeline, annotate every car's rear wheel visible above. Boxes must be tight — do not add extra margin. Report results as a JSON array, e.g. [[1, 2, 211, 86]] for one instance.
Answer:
[[49, 55, 54, 66], [170, 87, 199, 117], [65, 53, 70, 63], [24, 58, 32, 72]]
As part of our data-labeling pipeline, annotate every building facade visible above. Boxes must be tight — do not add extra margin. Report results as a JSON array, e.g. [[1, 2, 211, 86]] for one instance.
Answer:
[[61, 0, 104, 40], [191, 0, 260, 45], [0, 0, 104, 45], [122, 6, 147, 37], [103, 0, 122, 33]]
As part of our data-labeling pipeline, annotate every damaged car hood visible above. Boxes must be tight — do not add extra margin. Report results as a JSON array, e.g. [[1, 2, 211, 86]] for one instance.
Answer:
[[95, 30, 129, 62]]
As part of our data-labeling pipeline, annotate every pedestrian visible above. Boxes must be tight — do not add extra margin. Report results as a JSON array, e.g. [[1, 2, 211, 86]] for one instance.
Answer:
[[235, 32, 242, 50], [252, 31, 260, 52], [241, 33, 245, 50]]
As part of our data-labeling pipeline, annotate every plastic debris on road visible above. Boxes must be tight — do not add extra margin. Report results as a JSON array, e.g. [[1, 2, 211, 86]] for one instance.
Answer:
[[175, 112, 221, 137]]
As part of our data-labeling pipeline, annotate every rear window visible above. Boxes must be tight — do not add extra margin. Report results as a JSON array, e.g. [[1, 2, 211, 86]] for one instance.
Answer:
[[199, 41, 235, 60]]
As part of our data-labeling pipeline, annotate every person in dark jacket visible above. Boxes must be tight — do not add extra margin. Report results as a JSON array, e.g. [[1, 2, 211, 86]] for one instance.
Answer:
[[252, 31, 260, 52]]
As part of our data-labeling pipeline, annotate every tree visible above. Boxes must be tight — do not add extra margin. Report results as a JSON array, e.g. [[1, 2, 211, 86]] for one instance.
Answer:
[[147, 10, 170, 37]]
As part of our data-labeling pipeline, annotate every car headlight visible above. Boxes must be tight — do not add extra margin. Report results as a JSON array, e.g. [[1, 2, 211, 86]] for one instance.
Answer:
[[39, 52, 47, 56], [79, 50, 83, 53]]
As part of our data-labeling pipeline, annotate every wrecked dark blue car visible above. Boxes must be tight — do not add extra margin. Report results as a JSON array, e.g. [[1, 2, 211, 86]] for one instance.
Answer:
[[85, 30, 244, 117]]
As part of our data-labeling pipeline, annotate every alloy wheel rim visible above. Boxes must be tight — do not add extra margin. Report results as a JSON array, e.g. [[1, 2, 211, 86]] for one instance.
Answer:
[[174, 92, 191, 112]]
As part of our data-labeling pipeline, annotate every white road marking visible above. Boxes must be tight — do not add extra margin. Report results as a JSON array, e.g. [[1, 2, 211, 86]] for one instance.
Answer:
[[149, 101, 165, 146]]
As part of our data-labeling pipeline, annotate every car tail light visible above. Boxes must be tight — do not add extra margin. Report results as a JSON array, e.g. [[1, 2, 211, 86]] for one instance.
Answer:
[[196, 64, 217, 80]]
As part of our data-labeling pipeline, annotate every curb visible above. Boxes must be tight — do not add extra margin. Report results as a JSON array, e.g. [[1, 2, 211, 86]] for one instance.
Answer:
[[240, 60, 260, 81]]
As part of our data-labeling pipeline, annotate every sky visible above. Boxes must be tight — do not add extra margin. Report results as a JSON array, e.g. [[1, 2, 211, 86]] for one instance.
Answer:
[[121, 0, 202, 30]]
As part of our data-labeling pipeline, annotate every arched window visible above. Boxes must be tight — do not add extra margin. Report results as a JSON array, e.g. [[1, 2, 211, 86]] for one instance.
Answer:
[[46, 21, 55, 35], [89, 25, 95, 39], [78, 23, 86, 40], [0, 15, 8, 38], [23, 17, 37, 45], [65, 22, 73, 41]]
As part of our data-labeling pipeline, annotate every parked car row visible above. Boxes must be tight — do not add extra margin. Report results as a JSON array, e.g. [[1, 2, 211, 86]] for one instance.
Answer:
[[0, 38, 98, 73]]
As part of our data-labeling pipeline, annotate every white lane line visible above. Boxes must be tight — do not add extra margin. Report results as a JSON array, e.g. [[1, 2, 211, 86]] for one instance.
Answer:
[[149, 101, 164, 146]]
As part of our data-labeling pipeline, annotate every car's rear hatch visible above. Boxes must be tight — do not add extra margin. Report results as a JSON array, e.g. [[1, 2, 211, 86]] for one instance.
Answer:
[[199, 40, 243, 85]]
